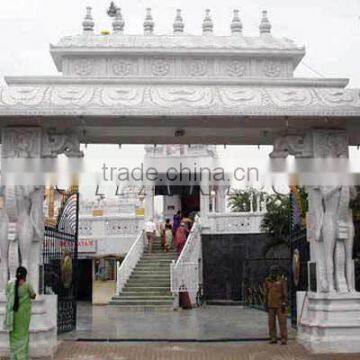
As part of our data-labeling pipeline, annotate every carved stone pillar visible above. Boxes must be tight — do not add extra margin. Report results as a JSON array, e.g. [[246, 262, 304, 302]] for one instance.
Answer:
[[271, 130, 360, 353], [0, 127, 82, 358], [200, 180, 210, 217], [0, 128, 83, 294], [271, 130, 353, 293], [144, 184, 155, 220], [215, 186, 226, 213]]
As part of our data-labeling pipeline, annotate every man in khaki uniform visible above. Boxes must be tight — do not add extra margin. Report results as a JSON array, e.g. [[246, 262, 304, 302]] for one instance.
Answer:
[[264, 265, 288, 345]]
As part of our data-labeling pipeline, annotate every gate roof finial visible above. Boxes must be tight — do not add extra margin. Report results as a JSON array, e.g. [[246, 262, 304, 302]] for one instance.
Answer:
[[82, 6, 95, 33], [113, 7, 125, 34], [231, 9, 242, 34], [173, 9, 185, 34], [143, 8, 155, 35], [202, 9, 213, 35], [259, 10, 271, 34]]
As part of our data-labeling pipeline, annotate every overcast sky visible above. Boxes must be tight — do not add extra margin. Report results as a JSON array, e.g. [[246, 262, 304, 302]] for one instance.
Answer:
[[0, 0, 359, 83], [1, 0, 360, 200]]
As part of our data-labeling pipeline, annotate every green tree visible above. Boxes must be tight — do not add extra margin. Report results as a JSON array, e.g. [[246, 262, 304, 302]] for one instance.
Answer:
[[228, 188, 266, 212], [260, 194, 291, 257]]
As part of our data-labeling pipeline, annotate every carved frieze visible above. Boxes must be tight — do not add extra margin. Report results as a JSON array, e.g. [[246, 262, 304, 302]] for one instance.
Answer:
[[0, 85, 360, 117], [2, 128, 42, 158], [151, 58, 171, 76], [105, 218, 136, 235], [188, 59, 208, 77], [263, 60, 281, 78], [1, 128, 83, 159], [270, 131, 348, 159], [112, 59, 133, 76], [41, 132, 83, 158], [78, 220, 93, 236], [73, 58, 94, 76], [61, 55, 294, 79], [226, 60, 246, 77]]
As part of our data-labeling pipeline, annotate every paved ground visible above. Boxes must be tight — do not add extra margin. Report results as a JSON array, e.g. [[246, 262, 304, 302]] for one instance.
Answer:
[[60, 303, 295, 341], [54, 342, 360, 360], [54, 304, 360, 359]]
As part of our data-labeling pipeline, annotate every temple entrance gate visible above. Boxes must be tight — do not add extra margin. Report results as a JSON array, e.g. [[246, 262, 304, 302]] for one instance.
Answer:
[[0, 4, 360, 356]]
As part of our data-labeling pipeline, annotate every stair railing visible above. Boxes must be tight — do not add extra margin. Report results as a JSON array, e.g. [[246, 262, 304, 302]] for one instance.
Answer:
[[116, 230, 145, 294], [170, 217, 202, 306]]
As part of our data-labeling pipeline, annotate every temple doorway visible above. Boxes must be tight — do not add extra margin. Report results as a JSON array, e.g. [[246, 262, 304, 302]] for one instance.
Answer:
[[155, 185, 200, 219], [76, 259, 92, 302]]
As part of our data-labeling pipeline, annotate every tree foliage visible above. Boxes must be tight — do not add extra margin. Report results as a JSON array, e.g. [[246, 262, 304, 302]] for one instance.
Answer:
[[228, 188, 267, 212], [260, 194, 291, 257]]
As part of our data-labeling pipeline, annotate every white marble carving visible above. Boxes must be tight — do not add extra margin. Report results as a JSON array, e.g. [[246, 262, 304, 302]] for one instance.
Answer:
[[271, 131, 354, 294], [203, 212, 265, 234], [41, 132, 83, 158], [152, 58, 170, 76], [1, 85, 360, 117], [78, 219, 93, 236], [112, 59, 133, 76], [226, 60, 246, 77], [0, 128, 82, 295], [189, 59, 208, 77], [263, 60, 281, 78], [73, 58, 93, 76]]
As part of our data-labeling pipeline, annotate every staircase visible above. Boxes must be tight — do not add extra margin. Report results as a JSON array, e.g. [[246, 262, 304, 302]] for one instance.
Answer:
[[110, 236, 177, 309]]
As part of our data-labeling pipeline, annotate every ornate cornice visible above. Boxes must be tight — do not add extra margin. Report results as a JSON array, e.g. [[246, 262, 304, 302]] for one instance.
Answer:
[[0, 84, 359, 117]]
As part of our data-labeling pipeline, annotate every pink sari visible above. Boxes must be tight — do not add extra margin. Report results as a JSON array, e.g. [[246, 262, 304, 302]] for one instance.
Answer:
[[175, 226, 189, 255]]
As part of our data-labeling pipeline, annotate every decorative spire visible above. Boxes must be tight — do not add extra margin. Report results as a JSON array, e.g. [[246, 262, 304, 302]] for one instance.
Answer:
[[259, 10, 271, 34], [173, 9, 184, 34], [82, 6, 95, 33], [231, 9, 242, 34], [143, 8, 154, 35], [113, 7, 125, 33], [202, 9, 213, 34]]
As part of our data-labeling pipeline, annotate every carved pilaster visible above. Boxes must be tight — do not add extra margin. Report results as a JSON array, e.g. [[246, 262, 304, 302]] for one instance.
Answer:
[[0, 127, 83, 294], [271, 130, 354, 294]]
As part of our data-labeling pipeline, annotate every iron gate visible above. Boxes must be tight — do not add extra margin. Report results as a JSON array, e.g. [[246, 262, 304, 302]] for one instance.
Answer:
[[43, 188, 79, 334]]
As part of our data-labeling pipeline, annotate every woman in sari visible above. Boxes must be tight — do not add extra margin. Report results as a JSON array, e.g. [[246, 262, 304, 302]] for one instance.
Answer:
[[163, 219, 173, 252], [4, 266, 36, 360], [175, 222, 189, 255], [172, 211, 182, 237]]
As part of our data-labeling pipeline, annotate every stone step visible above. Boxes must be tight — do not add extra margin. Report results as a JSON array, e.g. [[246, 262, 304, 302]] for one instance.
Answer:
[[120, 290, 172, 296], [129, 273, 171, 278], [113, 295, 174, 300], [134, 269, 170, 273], [137, 260, 174, 264], [108, 304, 174, 311], [141, 256, 176, 260], [133, 273, 170, 277], [136, 262, 172, 266], [123, 286, 170, 291], [128, 276, 170, 281], [130, 275, 170, 280], [136, 264, 172, 269], [126, 281, 171, 287], [109, 299, 173, 305]]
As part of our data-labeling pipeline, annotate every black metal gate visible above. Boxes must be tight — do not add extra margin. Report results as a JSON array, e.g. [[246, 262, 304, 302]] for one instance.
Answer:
[[43, 188, 79, 334]]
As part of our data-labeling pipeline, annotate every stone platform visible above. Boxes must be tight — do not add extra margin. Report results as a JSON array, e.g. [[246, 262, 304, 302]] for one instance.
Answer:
[[60, 303, 294, 341], [297, 291, 360, 353], [0, 294, 58, 358]]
